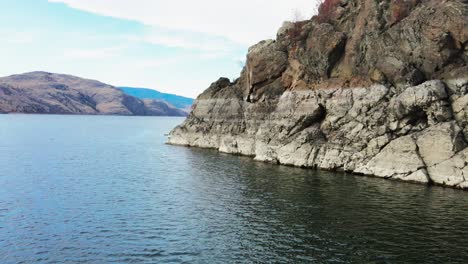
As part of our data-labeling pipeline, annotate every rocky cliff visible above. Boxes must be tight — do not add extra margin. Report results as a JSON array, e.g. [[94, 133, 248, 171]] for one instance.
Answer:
[[168, 0, 468, 189], [0, 72, 187, 116]]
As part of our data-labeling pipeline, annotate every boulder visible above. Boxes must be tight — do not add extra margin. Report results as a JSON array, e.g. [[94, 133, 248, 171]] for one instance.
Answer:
[[416, 122, 466, 167], [356, 135, 425, 178]]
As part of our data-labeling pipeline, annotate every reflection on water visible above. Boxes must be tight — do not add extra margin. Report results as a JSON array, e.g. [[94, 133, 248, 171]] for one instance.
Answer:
[[0, 115, 467, 263]]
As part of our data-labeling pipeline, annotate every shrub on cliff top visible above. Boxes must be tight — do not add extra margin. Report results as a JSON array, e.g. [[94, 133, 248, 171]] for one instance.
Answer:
[[287, 21, 309, 41], [314, 0, 341, 23], [286, 10, 308, 42]]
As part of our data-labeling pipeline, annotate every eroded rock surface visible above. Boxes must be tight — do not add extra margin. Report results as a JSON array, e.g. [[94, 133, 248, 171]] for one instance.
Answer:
[[169, 0, 468, 189]]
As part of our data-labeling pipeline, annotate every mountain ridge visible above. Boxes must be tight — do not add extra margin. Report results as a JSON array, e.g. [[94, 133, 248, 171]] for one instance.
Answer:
[[119, 87, 193, 112], [0, 71, 187, 116]]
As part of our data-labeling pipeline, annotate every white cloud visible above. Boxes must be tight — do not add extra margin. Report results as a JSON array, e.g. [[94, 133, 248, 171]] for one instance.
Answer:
[[138, 30, 237, 52], [2, 31, 37, 44], [133, 58, 182, 69], [63, 46, 126, 59], [48, 0, 320, 45]]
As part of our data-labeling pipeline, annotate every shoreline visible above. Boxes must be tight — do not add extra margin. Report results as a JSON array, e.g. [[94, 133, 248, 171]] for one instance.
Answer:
[[168, 79, 468, 190], [167, 141, 468, 191]]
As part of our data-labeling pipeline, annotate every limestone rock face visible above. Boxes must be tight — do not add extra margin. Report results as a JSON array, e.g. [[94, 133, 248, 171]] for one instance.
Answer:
[[356, 135, 425, 178], [427, 148, 467, 187], [169, 0, 468, 189], [416, 122, 466, 166]]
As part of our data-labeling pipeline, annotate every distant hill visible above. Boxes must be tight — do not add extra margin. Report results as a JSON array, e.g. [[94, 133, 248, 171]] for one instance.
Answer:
[[120, 87, 193, 111], [0, 72, 187, 116]]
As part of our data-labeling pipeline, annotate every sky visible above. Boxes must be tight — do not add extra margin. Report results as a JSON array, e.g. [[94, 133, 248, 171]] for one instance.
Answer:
[[0, 0, 318, 98]]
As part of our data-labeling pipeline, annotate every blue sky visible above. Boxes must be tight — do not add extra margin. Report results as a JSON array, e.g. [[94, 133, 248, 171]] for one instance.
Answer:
[[0, 0, 316, 97]]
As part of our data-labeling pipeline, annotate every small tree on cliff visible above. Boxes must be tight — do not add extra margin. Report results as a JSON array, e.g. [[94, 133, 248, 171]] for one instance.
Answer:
[[292, 8, 305, 22], [287, 9, 307, 41]]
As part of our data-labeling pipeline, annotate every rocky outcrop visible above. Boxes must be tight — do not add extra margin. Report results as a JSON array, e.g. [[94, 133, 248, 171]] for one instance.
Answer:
[[0, 72, 187, 116], [168, 0, 468, 189]]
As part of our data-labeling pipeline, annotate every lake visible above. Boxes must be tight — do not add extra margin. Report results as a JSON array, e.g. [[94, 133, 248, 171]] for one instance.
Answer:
[[0, 115, 467, 263]]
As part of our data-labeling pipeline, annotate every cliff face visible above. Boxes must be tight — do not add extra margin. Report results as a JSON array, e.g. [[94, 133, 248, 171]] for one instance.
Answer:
[[169, 0, 468, 188], [0, 72, 187, 116]]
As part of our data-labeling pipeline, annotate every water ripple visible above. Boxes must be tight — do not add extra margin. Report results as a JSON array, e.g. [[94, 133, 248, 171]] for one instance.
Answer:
[[0, 115, 467, 263]]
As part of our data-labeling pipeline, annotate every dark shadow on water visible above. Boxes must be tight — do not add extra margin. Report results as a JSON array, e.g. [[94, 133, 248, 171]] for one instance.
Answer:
[[180, 147, 468, 263]]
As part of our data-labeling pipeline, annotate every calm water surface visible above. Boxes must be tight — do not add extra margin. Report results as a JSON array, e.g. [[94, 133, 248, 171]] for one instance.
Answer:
[[0, 115, 467, 264]]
